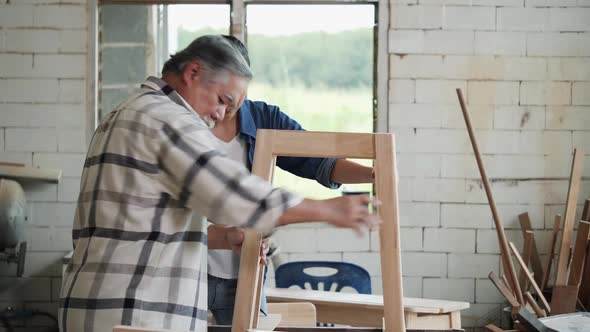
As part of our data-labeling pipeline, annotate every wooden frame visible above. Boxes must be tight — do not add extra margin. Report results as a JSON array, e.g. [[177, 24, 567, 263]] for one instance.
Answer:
[[231, 130, 405, 332]]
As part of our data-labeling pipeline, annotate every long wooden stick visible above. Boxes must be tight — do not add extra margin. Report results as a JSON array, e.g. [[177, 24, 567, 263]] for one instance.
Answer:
[[489, 271, 519, 308], [551, 149, 584, 314], [519, 231, 534, 295], [540, 214, 561, 290], [519, 213, 544, 286], [554, 149, 584, 286], [509, 242, 551, 313], [525, 291, 547, 318], [456, 89, 523, 305]]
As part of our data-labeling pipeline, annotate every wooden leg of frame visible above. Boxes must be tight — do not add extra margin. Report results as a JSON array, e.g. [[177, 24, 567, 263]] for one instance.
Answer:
[[232, 230, 263, 332], [375, 134, 405, 332], [253, 262, 265, 328]]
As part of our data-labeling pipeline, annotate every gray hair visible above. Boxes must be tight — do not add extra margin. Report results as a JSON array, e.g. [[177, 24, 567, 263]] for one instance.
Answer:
[[162, 35, 253, 82]]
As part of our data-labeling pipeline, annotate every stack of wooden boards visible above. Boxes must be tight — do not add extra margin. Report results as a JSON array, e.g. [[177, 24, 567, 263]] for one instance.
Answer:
[[456, 89, 589, 331]]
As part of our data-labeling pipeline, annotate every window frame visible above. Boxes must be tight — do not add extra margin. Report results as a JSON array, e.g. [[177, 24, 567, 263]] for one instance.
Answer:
[[88, 0, 389, 139]]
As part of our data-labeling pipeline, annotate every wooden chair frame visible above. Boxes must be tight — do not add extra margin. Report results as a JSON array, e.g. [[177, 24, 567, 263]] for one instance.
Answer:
[[230, 130, 405, 332]]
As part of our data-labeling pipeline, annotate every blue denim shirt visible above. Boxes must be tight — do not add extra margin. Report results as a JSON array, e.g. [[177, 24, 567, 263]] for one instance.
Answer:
[[238, 100, 340, 189]]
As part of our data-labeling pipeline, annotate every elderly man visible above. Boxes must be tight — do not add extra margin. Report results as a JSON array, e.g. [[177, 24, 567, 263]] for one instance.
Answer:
[[59, 35, 378, 332]]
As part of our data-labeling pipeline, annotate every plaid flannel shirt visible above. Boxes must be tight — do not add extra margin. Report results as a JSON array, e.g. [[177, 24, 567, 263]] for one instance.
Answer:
[[59, 76, 301, 332]]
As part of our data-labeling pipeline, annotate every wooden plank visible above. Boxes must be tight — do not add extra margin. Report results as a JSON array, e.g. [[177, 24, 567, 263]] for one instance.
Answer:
[[500, 274, 512, 294], [267, 303, 317, 327], [232, 230, 264, 332], [456, 89, 523, 305], [578, 201, 590, 308], [484, 324, 506, 332], [509, 242, 551, 313], [374, 133, 405, 332], [519, 231, 534, 295], [568, 220, 590, 286], [0, 161, 25, 167], [488, 271, 519, 308], [554, 149, 584, 286], [0, 165, 61, 183], [404, 312, 452, 330], [268, 130, 376, 159], [449, 311, 460, 329], [525, 291, 547, 318], [265, 288, 470, 314], [519, 213, 544, 286], [582, 199, 590, 221], [541, 215, 562, 291], [257, 314, 282, 331], [549, 285, 578, 315], [580, 248, 590, 309]]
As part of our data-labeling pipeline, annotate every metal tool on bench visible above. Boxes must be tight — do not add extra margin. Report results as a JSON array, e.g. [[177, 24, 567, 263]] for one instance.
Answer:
[[0, 179, 27, 277]]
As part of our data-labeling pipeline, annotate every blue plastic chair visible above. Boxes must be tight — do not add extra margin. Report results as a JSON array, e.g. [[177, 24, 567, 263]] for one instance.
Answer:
[[274, 261, 371, 294]]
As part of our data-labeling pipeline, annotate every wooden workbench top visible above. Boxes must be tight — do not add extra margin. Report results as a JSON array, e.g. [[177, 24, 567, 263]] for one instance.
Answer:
[[265, 288, 469, 314]]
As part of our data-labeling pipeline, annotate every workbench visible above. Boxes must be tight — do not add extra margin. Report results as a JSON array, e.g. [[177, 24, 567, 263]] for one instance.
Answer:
[[265, 288, 469, 330]]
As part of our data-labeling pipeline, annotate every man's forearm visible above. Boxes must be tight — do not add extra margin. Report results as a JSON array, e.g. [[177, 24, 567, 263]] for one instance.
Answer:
[[330, 159, 373, 184], [277, 199, 326, 226]]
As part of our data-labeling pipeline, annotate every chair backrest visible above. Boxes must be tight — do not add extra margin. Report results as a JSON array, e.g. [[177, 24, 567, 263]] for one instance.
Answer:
[[274, 261, 371, 294]]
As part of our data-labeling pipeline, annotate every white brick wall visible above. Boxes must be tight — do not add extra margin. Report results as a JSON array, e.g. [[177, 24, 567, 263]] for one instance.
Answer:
[[387, 1, 590, 328], [423, 278, 475, 302], [444, 6, 495, 31], [474, 32, 526, 55], [0, 2, 87, 330], [423, 228, 476, 253], [2, 1, 589, 330]]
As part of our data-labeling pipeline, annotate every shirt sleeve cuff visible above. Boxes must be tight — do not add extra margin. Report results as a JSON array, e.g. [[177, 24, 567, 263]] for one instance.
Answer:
[[315, 158, 341, 189]]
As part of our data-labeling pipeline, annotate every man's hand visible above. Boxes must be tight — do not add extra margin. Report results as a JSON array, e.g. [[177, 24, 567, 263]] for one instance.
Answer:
[[323, 194, 381, 236], [260, 238, 270, 265], [225, 227, 244, 253], [225, 227, 269, 265]]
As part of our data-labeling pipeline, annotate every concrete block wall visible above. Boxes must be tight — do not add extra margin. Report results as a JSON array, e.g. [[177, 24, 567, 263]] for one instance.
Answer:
[[0, 0, 88, 331]]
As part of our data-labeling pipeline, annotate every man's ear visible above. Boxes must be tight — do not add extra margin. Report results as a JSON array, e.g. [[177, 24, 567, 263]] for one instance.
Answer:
[[182, 61, 201, 86]]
